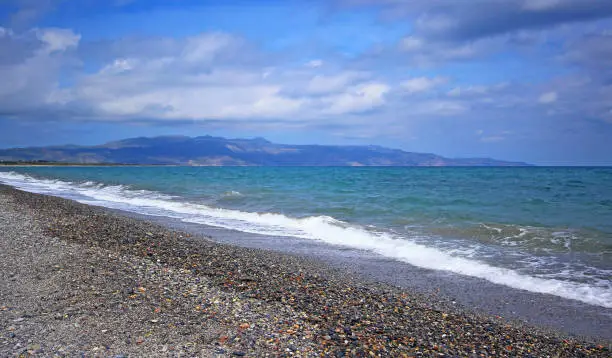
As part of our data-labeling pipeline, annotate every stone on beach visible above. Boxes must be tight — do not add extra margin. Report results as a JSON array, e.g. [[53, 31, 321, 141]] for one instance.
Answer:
[[0, 185, 609, 357]]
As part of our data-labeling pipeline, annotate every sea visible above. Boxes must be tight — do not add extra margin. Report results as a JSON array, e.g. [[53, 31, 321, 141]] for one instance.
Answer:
[[1, 166, 611, 314]]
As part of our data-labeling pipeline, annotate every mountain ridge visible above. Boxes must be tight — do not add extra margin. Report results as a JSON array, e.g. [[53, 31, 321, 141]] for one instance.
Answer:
[[0, 136, 531, 167]]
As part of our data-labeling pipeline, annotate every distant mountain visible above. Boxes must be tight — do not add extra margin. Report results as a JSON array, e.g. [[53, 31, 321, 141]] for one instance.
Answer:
[[0, 135, 530, 166]]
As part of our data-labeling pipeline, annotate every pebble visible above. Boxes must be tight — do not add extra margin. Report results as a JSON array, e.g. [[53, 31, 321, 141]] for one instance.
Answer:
[[0, 186, 609, 358]]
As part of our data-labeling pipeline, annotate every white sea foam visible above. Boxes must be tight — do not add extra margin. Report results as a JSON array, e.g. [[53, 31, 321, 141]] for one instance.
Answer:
[[222, 190, 243, 197], [1, 171, 611, 308]]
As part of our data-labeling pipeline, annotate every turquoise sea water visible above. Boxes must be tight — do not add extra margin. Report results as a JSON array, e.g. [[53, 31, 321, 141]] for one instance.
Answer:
[[1, 166, 611, 307]]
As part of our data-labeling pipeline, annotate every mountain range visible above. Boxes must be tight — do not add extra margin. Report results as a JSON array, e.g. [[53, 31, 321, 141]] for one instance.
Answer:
[[0, 135, 530, 166]]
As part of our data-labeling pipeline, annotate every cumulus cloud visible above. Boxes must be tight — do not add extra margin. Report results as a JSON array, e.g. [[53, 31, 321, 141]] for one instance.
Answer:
[[74, 39, 391, 121], [344, 0, 612, 41], [37, 28, 81, 53], [306, 71, 370, 95], [394, 34, 499, 66], [181, 33, 237, 64], [343, 0, 612, 67], [4, 23, 606, 134], [0, 27, 80, 117], [1, 0, 611, 142], [321, 82, 390, 115], [401, 76, 447, 94], [338, 1, 612, 128], [0, 27, 395, 123]]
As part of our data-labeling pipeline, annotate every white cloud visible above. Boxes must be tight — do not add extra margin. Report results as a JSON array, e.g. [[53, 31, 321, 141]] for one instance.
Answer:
[[447, 82, 508, 97], [418, 100, 468, 116], [396, 34, 491, 66], [91, 85, 304, 120], [448, 86, 486, 97], [63, 33, 389, 121], [100, 58, 137, 74], [538, 91, 558, 104], [181, 33, 236, 64], [305, 59, 323, 68], [76, 64, 308, 120], [36, 28, 80, 53], [306, 71, 369, 95], [346, 0, 612, 43], [0, 27, 13, 37], [2, 19, 610, 141], [399, 36, 423, 52], [1, 25, 556, 129], [476, 129, 513, 143], [401, 76, 447, 94], [0, 26, 79, 115], [442, 43, 479, 59], [322, 82, 390, 115]]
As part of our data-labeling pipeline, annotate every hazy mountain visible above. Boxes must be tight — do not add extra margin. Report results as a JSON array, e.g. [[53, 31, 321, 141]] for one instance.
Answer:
[[0, 135, 530, 166]]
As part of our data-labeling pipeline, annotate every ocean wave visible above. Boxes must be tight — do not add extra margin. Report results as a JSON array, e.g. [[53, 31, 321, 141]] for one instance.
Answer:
[[222, 190, 243, 197], [467, 223, 609, 254], [1, 170, 611, 308]]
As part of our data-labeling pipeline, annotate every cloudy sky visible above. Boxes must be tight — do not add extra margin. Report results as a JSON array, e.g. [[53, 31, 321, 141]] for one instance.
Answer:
[[0, 0, 611, 165]]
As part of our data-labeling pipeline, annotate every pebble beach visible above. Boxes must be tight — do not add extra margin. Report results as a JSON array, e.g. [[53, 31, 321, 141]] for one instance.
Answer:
[[0, 184, 610, 357]]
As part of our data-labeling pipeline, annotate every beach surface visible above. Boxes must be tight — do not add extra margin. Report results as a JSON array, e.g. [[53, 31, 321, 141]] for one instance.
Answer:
[[0, 185, 609, 357]]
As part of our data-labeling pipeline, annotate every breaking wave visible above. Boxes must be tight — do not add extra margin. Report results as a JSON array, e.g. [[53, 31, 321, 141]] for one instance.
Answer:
[[1, 171, 610, 308]]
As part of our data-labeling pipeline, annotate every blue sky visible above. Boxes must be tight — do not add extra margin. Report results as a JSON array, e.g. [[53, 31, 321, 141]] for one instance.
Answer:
[[0, 0, 611, 165]]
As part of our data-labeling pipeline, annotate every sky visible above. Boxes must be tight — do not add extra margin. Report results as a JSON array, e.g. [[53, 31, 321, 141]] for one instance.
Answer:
[[0, 0, 611, 165]]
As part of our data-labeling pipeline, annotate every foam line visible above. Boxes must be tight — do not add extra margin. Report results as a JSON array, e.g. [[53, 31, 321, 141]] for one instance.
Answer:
[[1, 171, 610, 308]]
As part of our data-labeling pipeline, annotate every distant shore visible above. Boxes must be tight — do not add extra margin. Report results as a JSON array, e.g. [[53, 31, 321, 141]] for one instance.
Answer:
[[0, 162, 537, 167], [0, 162, 165, 166], [0, 185, 609, 356]]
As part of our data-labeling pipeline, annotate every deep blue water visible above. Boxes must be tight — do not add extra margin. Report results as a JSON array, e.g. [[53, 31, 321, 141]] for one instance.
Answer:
[[1, 166, 611, 308]]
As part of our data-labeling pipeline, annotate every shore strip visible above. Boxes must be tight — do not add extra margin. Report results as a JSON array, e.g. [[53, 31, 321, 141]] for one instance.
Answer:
[[0, 185, 609, 357]]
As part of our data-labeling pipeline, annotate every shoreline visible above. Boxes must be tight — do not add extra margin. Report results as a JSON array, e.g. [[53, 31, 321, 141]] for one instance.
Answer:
[[0, 164, 177, 167], [126, 211, 612, 342], [0, 185, 610, 356], [123, 209, 612, 342]]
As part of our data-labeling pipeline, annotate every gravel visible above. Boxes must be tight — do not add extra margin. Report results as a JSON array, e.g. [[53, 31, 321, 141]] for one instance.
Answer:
[[0, 185, 609, 357]]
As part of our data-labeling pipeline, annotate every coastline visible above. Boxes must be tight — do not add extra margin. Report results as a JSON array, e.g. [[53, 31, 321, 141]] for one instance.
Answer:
[[126, 213, 612, 342], [0, 164, 175, 167], [0, 185, 609, 357]]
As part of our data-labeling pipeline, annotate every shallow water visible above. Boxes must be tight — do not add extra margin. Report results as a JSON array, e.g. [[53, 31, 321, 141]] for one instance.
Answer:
[[1, 166, 610, 309]]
